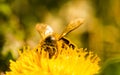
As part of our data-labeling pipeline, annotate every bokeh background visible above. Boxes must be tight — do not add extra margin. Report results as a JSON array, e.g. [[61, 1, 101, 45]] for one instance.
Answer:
[[0, 0, 120, 74]]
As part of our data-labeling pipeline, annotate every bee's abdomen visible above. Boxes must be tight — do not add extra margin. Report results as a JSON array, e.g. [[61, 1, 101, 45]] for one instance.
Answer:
[[60, 37, 76, 50], [69, 44, 75, 49]]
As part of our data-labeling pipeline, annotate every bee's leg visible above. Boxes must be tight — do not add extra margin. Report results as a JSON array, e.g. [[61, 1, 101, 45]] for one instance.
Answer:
[[53, 42, 59, 59], [48, 47, 56, 59]]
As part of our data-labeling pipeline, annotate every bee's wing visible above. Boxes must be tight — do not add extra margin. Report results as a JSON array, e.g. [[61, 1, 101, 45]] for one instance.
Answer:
[[36, 23, 53, 39], [58, 18, 84, 40]]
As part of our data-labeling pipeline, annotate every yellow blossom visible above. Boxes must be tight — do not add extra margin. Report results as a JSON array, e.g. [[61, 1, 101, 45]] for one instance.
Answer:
[[6, 42, 100, 75]]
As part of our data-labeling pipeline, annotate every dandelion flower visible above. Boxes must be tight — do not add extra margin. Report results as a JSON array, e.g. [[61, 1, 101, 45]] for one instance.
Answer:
[[6, 42, 100, 75]]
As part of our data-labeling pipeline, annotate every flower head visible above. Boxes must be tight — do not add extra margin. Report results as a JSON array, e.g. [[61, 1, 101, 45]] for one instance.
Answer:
[[6, 41, 100, 75]]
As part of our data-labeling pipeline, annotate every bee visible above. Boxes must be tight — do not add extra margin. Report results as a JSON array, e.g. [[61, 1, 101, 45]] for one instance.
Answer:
[[36, 18, 84, 58]]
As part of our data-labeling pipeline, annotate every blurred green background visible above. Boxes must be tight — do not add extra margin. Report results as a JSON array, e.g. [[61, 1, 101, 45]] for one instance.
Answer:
[[0, 0, 120, 74]]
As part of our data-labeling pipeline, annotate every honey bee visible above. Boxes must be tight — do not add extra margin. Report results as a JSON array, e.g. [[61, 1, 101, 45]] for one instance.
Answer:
[[36, 18, 84, 58]]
